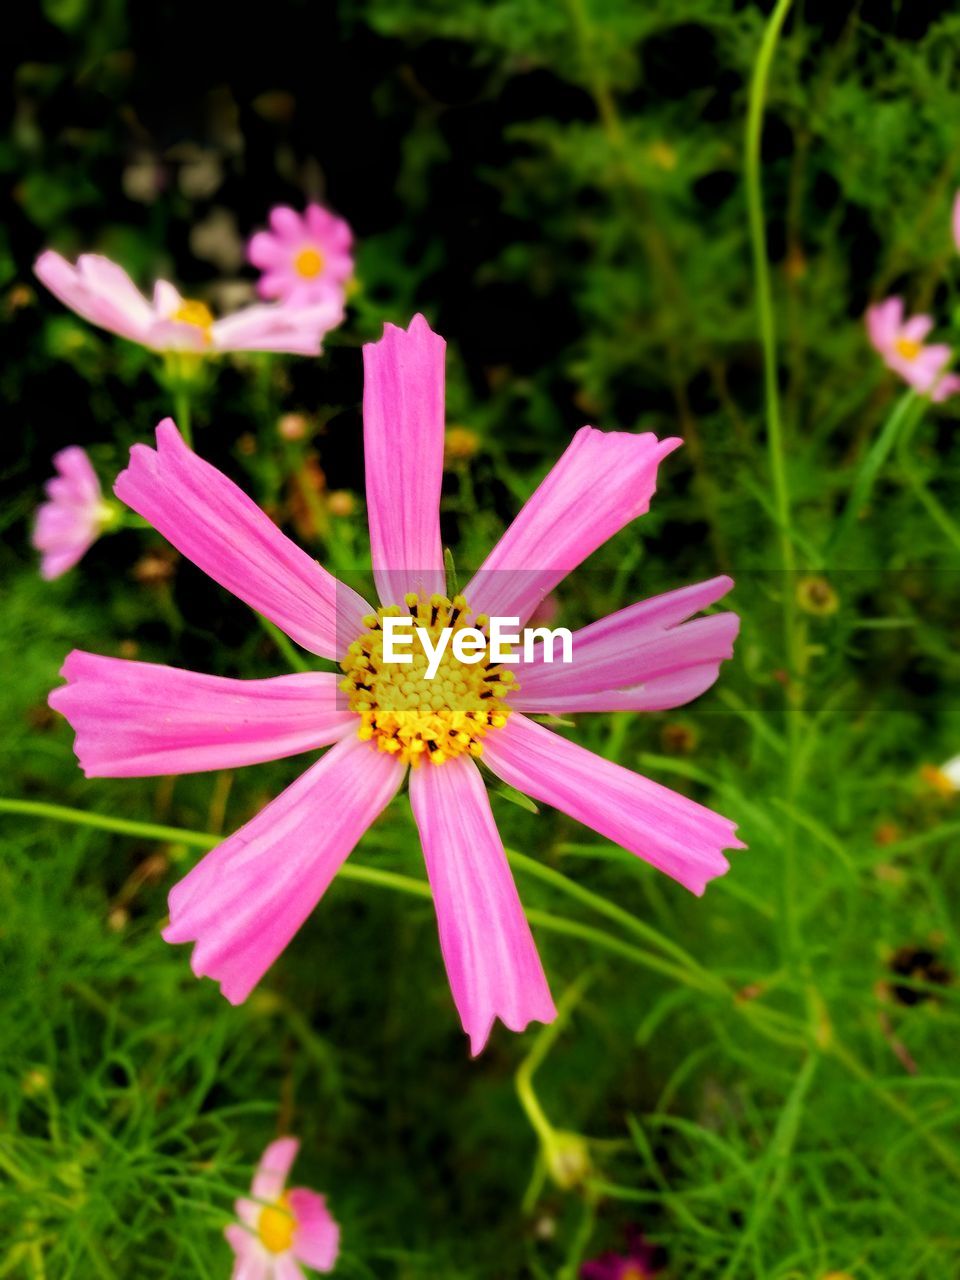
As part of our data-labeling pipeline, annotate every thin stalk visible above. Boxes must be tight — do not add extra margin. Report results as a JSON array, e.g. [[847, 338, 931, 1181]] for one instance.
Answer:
[[745, 0, 803, 962], [173, 383, 193, 449], [254, 613, 312, 673], [824, 389, 919, 561]]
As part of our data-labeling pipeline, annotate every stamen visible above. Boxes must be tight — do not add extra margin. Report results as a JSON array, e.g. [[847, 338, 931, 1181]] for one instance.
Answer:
[[294, 246, 324, 279], [258, 1194, 296, 1254], [340, 591, 517, 766]]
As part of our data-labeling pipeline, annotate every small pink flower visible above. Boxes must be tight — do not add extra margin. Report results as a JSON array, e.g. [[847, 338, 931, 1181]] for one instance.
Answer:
[[226, 1137, 340, 1278], [34, 251, 343, 357], [865, 296, 960, 402], [50, 315, 743, 1055], [248, 205, 353, 307], [581, 1229, 662, 1279], [33, 447, 112, 580]]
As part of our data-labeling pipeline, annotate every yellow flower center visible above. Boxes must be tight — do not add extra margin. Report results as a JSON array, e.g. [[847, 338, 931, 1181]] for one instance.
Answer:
[[294, 247, 325, 279], [340, 593, 515, 767], [172, 299, 215, 337], [622, 1268, 648, 1280], [894, 336, 922, 361], [257, 1193, 296, 1254]]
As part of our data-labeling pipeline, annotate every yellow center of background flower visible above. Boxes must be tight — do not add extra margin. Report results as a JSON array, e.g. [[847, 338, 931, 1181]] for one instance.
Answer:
[[294, 247, 324, 278], [340, 593, 515, 766], [894, 336, 921, 361], [621, 1267, 648, 1280], [171, 299, 215, 335], [257, 1194, 295, 1254]]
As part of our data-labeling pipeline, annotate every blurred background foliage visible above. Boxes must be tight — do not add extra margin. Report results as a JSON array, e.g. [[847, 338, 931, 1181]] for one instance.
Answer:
[[2, 0, 960, 1277]]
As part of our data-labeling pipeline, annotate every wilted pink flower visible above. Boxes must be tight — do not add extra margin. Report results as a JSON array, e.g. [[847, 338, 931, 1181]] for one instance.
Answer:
[[581, 1229, 663, 1279], [34, 251, 343, 358], [865, 297, 960, 402], [49, 315, 742, 1055], [225, 1137, 339, 1278], [33, 447, 113, 580], [248, 205, 353, 306]]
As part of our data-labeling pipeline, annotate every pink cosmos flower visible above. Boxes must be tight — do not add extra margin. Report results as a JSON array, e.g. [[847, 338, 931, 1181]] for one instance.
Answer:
[[34, 251, 343, 357], [225, 1137, 340, 1278], [581, 1230, 663, 1279], [49, 315, 743, 1055], [33, 447, 113, 580], [248, 205, 353, 307], [865, 296, 960, 402]]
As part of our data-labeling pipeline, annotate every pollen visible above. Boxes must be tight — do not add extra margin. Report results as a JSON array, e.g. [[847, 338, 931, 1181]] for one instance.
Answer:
[[172, 299, 215, 337], [340, 593, 516, 767], [294, 247, 324, 279], [894, 336, 922, 361], [257, 1194, 296, 1254]]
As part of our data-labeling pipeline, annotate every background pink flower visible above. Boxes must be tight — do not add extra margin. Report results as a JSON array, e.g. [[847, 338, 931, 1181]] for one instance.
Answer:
[[32, 447, 112, 580], [865, 296, 960, 401], [49, 316, 742, 1056], [248, 204, 353, 306], [34, 251, 344, 357], [226, 1137, 340, 1278], [580, 1228, 663, 1279]]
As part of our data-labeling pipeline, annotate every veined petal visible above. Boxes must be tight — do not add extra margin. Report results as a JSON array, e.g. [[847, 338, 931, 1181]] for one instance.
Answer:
[[363, 315, 446, 604], [512, 577, 738, 712], [114, 420, 370, 658], [409, 757, 556, 1055], [211, 301, 343, 355], [49, 652, 355, 777], [483, 714, 742, 896], [289, 1188, 340, 1271], [163, 736, 405, 1003], [252, 1137, 299, 1201], [465, 427, 681, 626], [34, 251, 153, 345]]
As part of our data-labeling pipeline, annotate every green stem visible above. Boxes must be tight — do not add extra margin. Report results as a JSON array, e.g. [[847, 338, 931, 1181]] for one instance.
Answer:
[[173, 383, 193, 449], [745, 0, 802, 963], [824, 389, 919, 561], [254, 614, 312, 674]]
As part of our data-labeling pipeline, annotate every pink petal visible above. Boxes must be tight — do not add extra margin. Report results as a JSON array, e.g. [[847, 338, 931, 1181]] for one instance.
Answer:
[[49, 652, 355, 777], [34, 251, 153, 344], [289, 1188, 341, 1271], [901, 313, 935, 343], [932, 372, 960, 402], [247, 230, 288, 269], [211, 300, 344, 356], [409, 757, 556, 1055], [363, 315, 447, 604], [51, 446, 101, 503], [465, 428, 681, 626], [225, 1225, 270, 1280], [273, 1258, 305, 1280], [269, 206, 306, 242], [482, 714, 742, 896], [512, 577, 738, 712], [865, 297, 903, 354], [163, 735, 405, 1003], [114, 420, 370, 658], [516, 665, 732, 713], [252, 1137, 299, 1201]]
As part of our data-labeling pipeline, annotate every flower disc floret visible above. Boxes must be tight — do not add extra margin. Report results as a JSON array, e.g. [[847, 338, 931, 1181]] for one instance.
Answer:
[[340, 592, 516, 766]]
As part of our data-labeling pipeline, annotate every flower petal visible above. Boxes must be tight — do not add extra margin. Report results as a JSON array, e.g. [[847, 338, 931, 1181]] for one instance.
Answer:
[[512, 577, 738, 712], [465, 427, 681, 626], [114, 420, 370, 658], [49, 652, 355, 777], [482, 714, 742, 896], [225, 1225, 270, 1280], [289, 1188, 341, 1272], [409, 757, 556, 1055], [866, 297, 904, 354], [252, 1137, 299, 1201], [34, 251, 154, 344], [211, 300, 344, 356], [163, 735, 405, 1003], [363, 315, 447, 604]]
